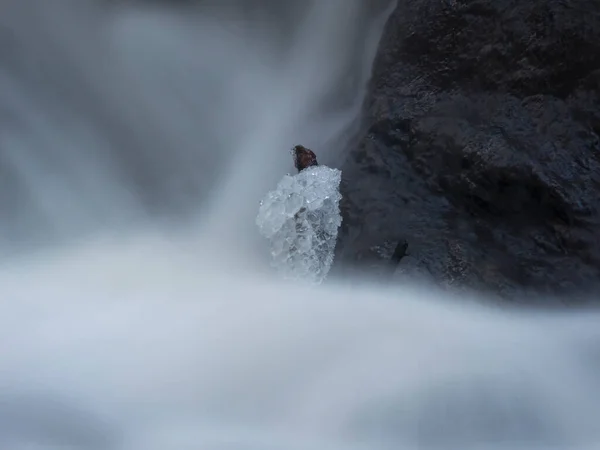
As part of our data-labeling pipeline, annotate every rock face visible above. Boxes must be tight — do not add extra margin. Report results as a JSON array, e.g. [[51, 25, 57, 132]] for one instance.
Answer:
[[336, 0, 600, 301]]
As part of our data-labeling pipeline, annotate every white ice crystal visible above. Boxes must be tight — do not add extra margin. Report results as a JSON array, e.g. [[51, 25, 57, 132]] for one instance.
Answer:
[[256, 166, 342, 284]]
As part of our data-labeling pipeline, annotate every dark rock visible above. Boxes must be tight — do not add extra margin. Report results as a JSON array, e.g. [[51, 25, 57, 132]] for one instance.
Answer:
[[336, 0, 600, 301], [292, 145, 319, 172]]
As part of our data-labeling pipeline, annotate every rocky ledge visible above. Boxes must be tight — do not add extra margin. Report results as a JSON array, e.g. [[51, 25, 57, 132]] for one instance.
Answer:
[[336, 0, 600, 302]]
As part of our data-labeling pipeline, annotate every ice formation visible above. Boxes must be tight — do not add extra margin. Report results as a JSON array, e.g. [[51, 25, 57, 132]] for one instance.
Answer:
[[256, 165, 342, 284]]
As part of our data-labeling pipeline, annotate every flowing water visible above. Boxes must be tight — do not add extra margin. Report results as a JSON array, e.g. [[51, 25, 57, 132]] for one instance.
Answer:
[[1, 0, 600, 449]]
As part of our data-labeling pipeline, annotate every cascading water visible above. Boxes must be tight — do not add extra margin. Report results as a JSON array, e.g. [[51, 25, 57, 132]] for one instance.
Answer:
[[1, 0, 599, 449]]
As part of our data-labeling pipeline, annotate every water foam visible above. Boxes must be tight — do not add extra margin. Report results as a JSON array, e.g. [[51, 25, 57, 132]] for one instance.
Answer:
[[2, 234, 600, 450]]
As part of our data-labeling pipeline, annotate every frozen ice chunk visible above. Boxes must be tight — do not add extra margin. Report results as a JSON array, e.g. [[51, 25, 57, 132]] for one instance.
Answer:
[[256, 166, 342, 284]]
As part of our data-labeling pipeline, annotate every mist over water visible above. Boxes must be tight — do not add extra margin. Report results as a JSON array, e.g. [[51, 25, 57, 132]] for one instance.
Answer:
[[1, 0, 599, 449]]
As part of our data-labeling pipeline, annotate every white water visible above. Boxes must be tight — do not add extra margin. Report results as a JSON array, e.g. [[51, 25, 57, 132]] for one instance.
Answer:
[[1, 1, 599, 449]]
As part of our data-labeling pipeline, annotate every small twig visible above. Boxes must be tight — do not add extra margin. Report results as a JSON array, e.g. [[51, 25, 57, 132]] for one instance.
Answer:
[[390, 239, 410, 266]]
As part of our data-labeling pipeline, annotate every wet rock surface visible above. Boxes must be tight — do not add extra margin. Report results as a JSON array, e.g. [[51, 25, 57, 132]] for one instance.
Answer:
[[335, 0, 600, 301]]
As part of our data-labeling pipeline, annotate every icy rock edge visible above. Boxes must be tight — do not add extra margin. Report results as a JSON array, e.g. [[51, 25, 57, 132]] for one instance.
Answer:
[[256, 166, 343, 284]]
